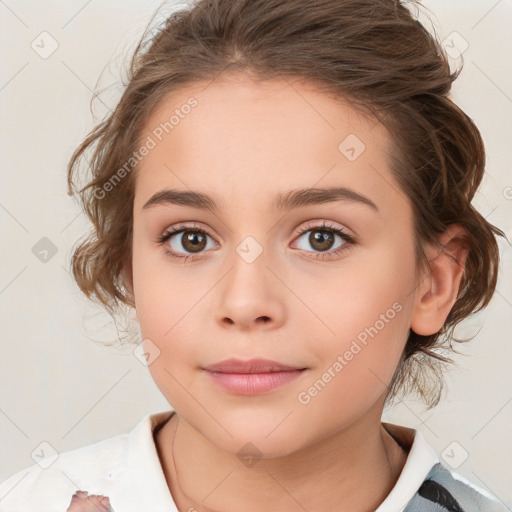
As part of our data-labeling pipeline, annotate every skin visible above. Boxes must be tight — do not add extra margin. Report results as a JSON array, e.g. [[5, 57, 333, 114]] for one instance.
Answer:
[[66, 491, 112, 511], [123, 72, 468, 512]]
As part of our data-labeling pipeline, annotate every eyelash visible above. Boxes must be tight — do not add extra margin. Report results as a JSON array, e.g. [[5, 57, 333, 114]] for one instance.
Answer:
[[155, 221, 356, 263]]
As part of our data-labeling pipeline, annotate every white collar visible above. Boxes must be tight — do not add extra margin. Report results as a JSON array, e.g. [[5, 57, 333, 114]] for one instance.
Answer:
[[107, 410, 178, 510], [375, 422, 440, 511]]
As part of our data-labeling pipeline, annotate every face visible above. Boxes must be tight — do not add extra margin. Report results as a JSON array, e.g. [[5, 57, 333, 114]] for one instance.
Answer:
[[129, 74, 422, 457]]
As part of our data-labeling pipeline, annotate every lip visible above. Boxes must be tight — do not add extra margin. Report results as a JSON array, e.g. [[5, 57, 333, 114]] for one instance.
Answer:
[[203, 358, 306, 373], [202, 358, 308, 395]]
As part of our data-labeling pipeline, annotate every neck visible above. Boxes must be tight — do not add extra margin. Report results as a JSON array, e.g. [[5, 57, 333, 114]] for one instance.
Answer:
[[154, 410, 408, 512]]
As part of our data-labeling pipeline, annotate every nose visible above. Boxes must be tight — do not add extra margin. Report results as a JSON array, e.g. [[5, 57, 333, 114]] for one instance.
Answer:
[[215, 254, 286, 332]]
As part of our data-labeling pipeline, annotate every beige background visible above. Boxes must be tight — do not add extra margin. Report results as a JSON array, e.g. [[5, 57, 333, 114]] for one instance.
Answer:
[[1, 0, 511, 507]]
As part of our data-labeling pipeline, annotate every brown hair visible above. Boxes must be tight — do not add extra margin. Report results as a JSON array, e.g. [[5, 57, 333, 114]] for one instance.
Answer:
[[67, 0, 506, 409]]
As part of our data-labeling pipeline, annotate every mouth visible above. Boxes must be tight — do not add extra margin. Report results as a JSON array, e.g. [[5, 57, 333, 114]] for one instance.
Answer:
[[202, 358, 308, 395], [203, 357, 308, 374]]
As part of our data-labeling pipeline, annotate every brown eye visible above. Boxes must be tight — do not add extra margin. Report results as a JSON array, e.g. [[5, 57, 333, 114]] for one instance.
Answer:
[[308, 230, 335, 252], [159, 226, 218, 259], [180, 231, 208, 253], [294, 224, 350, 255]]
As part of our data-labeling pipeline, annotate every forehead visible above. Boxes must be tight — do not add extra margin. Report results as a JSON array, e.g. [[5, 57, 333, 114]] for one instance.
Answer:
[[133, 75, 400, 213]]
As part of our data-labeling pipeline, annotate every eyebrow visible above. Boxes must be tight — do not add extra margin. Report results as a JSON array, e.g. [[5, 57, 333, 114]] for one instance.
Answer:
[[142, 186, 379, 213]]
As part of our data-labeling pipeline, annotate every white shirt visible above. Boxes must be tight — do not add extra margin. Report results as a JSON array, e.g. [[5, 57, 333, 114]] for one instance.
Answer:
[[0, 410, 499, 511]]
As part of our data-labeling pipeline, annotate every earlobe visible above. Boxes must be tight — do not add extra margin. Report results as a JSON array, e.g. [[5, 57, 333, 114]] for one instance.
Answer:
[[410, 224, 470, 336]]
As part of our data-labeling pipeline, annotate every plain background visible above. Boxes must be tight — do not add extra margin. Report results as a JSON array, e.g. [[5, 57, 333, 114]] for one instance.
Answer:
[[1, 0, 511, 507]]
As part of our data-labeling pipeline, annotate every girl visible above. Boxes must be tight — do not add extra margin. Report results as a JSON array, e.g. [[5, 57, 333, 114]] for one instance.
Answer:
[[0, 0, 508, 510]]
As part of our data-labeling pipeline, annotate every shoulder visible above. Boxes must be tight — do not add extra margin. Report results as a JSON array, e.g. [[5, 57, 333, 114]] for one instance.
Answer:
[[0, 429, 129, 511], [404, 462, 507, 512]]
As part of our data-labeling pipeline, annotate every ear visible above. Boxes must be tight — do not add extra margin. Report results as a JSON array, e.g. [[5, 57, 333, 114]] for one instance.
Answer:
[[410, 224, 470, 336]]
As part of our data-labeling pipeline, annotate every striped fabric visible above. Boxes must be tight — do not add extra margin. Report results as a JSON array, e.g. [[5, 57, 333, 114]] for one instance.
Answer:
[[403, 462, 507, 511]]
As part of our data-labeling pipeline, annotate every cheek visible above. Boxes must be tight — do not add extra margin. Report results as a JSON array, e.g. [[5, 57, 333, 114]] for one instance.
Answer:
[[131, 241, 210, 387], [300, 245, 414, 389], [297, 297, 409, 428], [131, 234, 199, 339], [300, 245, 412, 337]]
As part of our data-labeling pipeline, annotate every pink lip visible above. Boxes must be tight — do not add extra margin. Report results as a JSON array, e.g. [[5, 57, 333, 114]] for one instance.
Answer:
[[202, 358, 308, 395]]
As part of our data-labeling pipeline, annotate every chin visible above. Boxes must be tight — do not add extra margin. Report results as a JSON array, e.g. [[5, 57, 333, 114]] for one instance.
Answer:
[[197, 412, 310, 459]]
